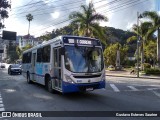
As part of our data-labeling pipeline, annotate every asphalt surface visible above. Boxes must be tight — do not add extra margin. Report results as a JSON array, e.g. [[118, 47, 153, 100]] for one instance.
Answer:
[[0, 68, 160, 120], [106, 70, 160, 79]]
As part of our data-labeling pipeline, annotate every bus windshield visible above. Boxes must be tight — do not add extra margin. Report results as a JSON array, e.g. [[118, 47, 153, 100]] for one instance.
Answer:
[[64, 45, 104, 73]]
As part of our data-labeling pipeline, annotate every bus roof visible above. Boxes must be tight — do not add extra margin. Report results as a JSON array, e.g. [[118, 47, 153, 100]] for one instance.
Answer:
[[23, 35, 100, 54]]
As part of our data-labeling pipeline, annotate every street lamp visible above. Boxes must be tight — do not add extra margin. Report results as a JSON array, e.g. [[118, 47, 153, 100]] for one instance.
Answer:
[[137, 12, 143, 78]]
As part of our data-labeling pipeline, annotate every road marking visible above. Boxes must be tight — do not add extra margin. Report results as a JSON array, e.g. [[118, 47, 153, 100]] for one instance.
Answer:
[[0, 93, 5, 111], [127, 86, 139, 91], [0, 108, 5, 111], [110, 84, 120, 92], [0, 104, 4, 107], [152, 91, 160, 98], [147, 88, 159, 90]]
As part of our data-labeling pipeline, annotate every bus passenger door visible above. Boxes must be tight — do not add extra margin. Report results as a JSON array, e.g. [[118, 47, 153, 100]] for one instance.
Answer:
[[31, 52, 36, 81], [53, 48, 62, 90]]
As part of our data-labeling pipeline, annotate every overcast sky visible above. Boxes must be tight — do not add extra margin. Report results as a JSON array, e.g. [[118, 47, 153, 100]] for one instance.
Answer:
[[3, 0, 159, 37]]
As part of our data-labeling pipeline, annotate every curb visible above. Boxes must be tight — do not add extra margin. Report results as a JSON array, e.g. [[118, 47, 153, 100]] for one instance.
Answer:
[[106, 74, 160, 80]]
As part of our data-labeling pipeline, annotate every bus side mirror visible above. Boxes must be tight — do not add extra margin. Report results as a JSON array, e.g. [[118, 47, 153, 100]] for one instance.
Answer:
[[60, 47, 65, 55]]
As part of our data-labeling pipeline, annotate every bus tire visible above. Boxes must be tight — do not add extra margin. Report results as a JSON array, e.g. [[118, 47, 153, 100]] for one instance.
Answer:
[[46, 76, 54, 93], [27, 73, 32, 84]]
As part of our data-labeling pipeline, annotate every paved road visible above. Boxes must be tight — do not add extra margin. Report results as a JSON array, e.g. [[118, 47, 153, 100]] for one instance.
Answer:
[[0, 68, 160, 120], [106, 70, 160, 79]]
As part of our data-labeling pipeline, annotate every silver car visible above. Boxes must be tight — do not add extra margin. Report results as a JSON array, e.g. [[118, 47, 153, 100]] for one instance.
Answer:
[[8, 64, 22, 75]]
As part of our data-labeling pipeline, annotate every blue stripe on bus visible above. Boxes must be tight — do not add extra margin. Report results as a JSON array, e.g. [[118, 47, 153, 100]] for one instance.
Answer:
[[62, 81, 105, 93], [22, 71, 44, 77], [22, 72, 57, 79]]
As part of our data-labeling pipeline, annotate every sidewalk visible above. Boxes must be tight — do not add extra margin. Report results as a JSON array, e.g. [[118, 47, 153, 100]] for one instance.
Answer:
[[106, 70, 160, 79]]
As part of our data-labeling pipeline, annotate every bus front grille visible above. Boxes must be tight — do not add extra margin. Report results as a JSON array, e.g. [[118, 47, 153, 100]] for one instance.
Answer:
[[73, 75, 101, 78]]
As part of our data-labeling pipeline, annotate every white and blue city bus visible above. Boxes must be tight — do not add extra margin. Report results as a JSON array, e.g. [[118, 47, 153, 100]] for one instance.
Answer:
[[22, 35, 105, 93]]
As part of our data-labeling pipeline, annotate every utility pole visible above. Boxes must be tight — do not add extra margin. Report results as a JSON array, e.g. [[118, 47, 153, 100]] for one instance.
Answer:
[[137, 12, 140, 78]]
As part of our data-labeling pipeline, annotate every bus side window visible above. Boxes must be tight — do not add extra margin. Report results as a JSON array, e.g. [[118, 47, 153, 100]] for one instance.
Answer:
[[58, 48, 61, 67], [37, 48, 42, 62], [22, 52, 31, 63], [42, 45, 51, 62]]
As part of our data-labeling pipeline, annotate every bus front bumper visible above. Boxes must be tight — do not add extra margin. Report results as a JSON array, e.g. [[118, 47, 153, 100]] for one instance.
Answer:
[[62, 81, 105, 93]]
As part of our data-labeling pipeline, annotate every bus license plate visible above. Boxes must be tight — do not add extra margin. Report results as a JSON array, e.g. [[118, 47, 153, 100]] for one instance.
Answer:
[[86, 88, 93, 91]]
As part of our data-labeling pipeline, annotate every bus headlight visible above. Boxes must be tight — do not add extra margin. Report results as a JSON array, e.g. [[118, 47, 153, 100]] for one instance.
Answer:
[[65, 75, 75, 83]]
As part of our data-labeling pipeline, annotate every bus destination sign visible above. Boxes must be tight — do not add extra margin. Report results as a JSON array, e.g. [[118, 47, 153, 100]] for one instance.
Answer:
[[63, 37, 101, 46], [68, 39, 92, 45]]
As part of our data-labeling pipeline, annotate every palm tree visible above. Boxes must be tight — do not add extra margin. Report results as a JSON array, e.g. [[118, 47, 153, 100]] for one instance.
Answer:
[[69, 2, 108, 41], [130, 22, 153, 70], [142, 11, 160, 66], [0, 10, 9, 19], [26, 13, 33, 35]]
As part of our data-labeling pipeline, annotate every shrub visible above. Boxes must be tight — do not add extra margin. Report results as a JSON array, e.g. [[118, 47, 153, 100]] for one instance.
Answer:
[[144, 68, 160, 75], [124, 60, 136, 68], [143, 63, 151, 69]]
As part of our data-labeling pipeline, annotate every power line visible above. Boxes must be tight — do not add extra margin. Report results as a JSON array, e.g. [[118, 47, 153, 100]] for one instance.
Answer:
[[13, 0, 40, 16], [97, 0, 139, 13], [11, 1, 43, 9], [32, 18, 71, 35], [10, 1, 46, 16], [33, 0, 145, 36], [11, 0, 121, 18], [11, 0, 151, 36], [11, 0, 114, 17], [102, 0, 149, 14], [12, 0, 104, 10], [95, 0, 121, 9], [31, 0, 121, 26], [106, 0, 149, 14], [31, 0, 139, 35], [10, 0, 84, 17]]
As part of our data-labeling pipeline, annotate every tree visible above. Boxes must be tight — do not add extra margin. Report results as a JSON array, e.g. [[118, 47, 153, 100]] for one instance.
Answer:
[[69, 2, 108, 42], [15, 44, 33, 60], [131, 22, 153, 70], [142, 11, 160, 66], [26, 13, 33, 35], [16, 46, 22, 59], [22, 44, 33, 52], [0, 0, 11, 29], [144, 40, 157, 67], [103, 43, 128, 67], [39, 32, 52, 41], [7, 41, 19, 63], [127, 36, 137, 44]]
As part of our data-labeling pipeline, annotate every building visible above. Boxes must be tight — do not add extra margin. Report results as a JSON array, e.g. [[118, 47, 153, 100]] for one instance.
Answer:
[[0, 37, 9, 62], [1, 44, 7, 61], [0, 36, 17, 61], [19, 34, 42, 49], [0, 45, 3, 62]]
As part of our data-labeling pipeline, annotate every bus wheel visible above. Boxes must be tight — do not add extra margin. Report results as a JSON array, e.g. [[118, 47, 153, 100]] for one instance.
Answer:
[[27, 73, 32, 84], [46, 77, 53, 93]]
